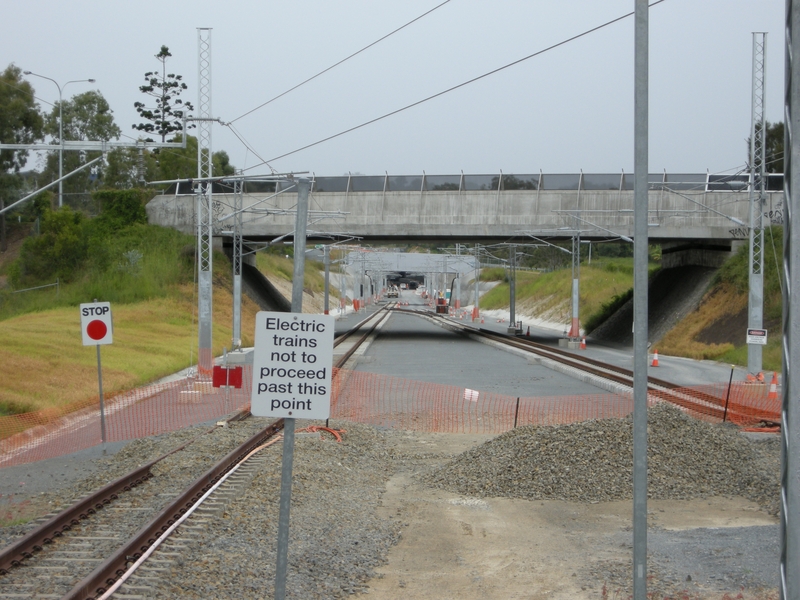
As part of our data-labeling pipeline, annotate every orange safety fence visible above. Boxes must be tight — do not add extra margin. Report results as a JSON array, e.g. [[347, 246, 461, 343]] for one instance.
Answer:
[[0, 368, 781, 468], [0, 371, 255, 468]]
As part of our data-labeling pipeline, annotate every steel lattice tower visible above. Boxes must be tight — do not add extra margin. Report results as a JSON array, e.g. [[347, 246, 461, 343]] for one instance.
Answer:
[[196, 27, 214, 374], [748, 32, 767, 376]]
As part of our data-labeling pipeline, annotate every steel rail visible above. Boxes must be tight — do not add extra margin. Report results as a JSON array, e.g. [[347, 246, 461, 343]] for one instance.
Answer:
[[333, 303, 393, 349], [333, 306, 388, 369], [64, 418, 285, 600], [0, 408, 250, 576], [419, 310, 777, 426]]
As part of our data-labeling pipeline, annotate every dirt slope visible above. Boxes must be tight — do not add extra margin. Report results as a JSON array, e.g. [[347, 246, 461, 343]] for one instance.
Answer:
[[588, 265, 718, 347]]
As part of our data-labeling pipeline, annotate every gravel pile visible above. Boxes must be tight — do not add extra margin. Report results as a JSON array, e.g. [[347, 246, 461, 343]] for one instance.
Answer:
[[422, 402, 781, 515], [153, 421, 403, 599]]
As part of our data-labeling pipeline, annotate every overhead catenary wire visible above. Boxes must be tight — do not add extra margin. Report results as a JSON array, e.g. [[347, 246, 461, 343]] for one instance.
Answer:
[[228, 0, 452, 126], [243, 0, 668, 172]]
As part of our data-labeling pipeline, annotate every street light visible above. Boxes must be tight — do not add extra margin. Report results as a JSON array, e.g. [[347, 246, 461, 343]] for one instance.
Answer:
[[23, 71, 95, 207]]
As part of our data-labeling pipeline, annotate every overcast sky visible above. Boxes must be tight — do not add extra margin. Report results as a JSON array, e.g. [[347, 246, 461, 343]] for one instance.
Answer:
[[2, 0, 786, 178]]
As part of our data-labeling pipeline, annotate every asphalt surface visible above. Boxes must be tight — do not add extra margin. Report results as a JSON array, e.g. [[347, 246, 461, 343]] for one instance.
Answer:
[[337, 290, 752, 391]]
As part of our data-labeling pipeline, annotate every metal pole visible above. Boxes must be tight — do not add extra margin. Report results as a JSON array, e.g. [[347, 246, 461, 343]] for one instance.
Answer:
[[632, 1, 649, 598], [274, 178, 310, 600], [340, 257, 347, 314], [455, 244, 462, 309], [0, 155, 103, 216], [96, 344, 107, 451], [508, 245, 517, 334], [324, 245, 330, 315], [58, 86, 63, 208], [274, 417, 295, 600], [232, 177, 243, 349], [723, 365, 735, 423], [291, 180, 310, 313], [474, 244, 480, 321], [569, 233, 580, 339], [781, 3, 800, 596], [21, 74, 95, 207]]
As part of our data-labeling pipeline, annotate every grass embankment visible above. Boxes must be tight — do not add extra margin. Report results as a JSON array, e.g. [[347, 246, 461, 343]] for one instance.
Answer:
[[0, 224, 262, 416], [479, 259, 653, 330], [255, 251, 332, 298], [659, 226, 783, 372], [0, 228, 335, 417]]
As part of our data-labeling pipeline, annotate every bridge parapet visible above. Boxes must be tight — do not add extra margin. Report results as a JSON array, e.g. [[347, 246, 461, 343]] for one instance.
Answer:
[[147, 186, 783, 245]]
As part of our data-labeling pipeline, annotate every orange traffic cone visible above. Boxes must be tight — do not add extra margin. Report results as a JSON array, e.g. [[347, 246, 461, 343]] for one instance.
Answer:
[[526, 326, 530, 336], [768, 372, 779, 401], [580, 337, 586, 350], [651, 349, 659, 367], [480, 317, 484, 324]]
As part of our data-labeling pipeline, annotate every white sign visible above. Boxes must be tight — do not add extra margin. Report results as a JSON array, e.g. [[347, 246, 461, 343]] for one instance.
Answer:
[[250, 312, 334, 419], [80, 302, 113, 346], [746, 328, 768, 345]]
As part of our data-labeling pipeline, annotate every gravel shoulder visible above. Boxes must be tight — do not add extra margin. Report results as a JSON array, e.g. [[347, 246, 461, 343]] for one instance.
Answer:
[[361, 429, 779, 600], [0, 409, 782, 600]]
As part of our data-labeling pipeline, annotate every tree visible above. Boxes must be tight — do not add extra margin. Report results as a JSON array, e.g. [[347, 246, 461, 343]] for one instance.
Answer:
[[133, 46, 194, 142], [104, 147, 159, 189], [153, 135, 235, 181], [0, 65, 44, 175], [490, 174, 537, 191], [45, 90, 120, 144], [0, 64, 44, 250], [40, 91, 121, 207], [764, 121, 784, 174], [13, 207, 87, 284]]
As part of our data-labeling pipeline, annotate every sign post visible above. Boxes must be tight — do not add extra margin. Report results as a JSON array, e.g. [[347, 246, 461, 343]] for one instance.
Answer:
[[80, 301, 113, 449], [251, 178, 319, 600], [250, 311, 333, 596]]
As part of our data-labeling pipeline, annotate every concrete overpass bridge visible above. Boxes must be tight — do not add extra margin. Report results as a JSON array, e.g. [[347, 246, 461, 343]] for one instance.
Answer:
[[146, 170, 785, 268]]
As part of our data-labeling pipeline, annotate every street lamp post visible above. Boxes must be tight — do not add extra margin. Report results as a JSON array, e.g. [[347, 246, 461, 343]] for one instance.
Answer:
[[23, 71, 95, 208]]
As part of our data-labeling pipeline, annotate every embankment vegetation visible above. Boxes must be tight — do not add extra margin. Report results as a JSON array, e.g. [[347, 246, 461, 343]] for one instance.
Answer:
[[658, 226, 783, 372], [479, 256, 657, 333], [0, 190, 261, 416], [0, 189, 335, 418]]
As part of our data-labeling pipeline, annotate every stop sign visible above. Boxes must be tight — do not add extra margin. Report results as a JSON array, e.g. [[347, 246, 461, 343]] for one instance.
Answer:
[[80, 302, 113, 346]]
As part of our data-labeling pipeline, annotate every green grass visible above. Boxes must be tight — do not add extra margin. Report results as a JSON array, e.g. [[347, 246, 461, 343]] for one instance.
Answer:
[[0, 225, 195, 321], [479, 258, 656, 330], [0, 220, 261, 416], [254, 252, 336, 297]]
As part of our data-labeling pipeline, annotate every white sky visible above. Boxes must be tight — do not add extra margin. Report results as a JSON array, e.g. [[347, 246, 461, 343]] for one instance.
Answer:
[[2, 0, 786, 178]]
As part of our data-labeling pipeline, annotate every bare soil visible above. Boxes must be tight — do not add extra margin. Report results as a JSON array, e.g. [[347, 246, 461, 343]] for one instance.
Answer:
[[358, 432, 778, 600]]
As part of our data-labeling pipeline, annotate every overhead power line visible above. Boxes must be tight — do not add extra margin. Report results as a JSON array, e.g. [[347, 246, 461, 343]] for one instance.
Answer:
[[228, 0, 452, 125], [245, 0, 667, 172]]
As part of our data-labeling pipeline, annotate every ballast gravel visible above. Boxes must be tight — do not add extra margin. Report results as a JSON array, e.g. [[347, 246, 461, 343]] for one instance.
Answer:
[[0, 402, 783, 599], [151, 421, 404, 599], [422, 402, 780, 514]]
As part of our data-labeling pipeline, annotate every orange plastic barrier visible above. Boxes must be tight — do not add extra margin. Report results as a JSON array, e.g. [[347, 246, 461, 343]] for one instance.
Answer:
[[0, 368, 781, 468], [0, 370, 254, 468]]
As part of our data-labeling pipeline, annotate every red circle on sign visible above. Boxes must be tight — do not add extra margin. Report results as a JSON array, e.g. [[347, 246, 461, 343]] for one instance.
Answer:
[[86, 320, 108, 340]]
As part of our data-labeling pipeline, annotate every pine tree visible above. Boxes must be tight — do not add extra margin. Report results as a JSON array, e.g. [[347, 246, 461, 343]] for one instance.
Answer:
[[133, 46, 194, 142]]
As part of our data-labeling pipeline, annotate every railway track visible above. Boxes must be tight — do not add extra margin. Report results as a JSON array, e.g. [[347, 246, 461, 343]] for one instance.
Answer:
[[406, 306, 778, 427], [0, 306, 389, 599], [0, 416, 284, 599]]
